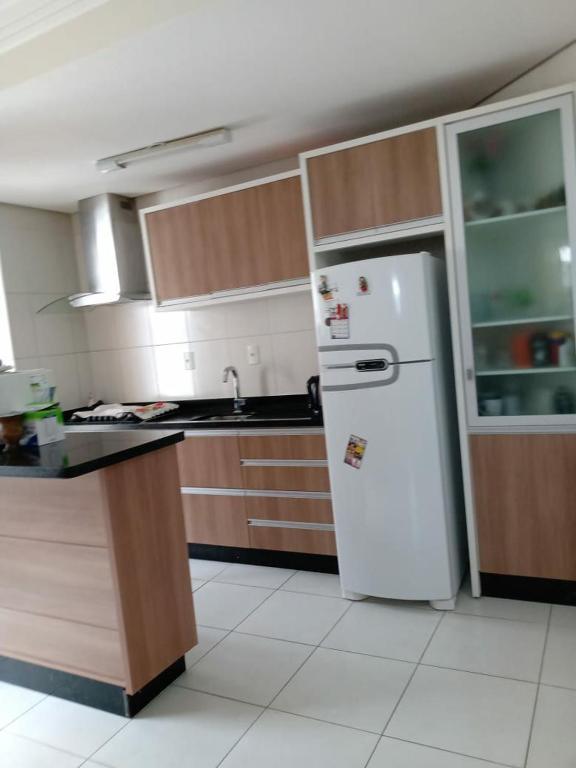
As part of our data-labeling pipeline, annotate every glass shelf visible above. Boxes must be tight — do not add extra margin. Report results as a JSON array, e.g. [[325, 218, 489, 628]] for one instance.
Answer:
[[472, 314, 573, 329], [465, 206, 566, 228], [476, 366, 576, 377]]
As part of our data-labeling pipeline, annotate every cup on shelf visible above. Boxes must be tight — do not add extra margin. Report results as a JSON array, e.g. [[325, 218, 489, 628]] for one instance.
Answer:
[[480, 395, 503, 416]]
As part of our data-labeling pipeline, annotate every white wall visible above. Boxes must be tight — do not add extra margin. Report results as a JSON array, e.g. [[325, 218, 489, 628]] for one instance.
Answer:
[[0, 204, 91, 409], [84, 292, 318, 403], [484, 41, 576, 102]]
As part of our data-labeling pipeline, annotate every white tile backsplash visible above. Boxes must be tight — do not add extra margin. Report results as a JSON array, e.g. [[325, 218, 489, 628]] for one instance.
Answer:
[[224, 298, 271, 338], [225, 335, 275, 397], [268, 290, 315, 333], [149, 307, 189, 345], [84, 291, 319, 403], [186, 304, 229, 342], [271, 330, 320, 394]]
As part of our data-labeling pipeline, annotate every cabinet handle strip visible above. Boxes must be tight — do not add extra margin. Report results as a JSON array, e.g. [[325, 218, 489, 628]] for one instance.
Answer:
[[181, 487, 331, 500], [247, 519, 335, 531], [239, 459, 328, 468]]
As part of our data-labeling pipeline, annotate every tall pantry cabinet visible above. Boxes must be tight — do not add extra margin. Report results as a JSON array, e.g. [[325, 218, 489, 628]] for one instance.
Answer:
[[445, 92, 576, 588]]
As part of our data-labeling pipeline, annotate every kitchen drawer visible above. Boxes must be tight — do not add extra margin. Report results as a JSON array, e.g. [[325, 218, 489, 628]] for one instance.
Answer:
[[244, 494, 333, 524], [238, 434, 327, 460], [248, 523, 336, 555], [178, 436, 242, 488], [245, 495, 335, 555], [0, 537, 118, 629], [241, 462, 330, 492], [182, 492, 249, 548], [0, 606, 124, 685]]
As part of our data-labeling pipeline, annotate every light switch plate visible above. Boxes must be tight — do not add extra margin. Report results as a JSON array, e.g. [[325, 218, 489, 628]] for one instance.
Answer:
[[247, 344, 260, 365], [183, 349, 195, 370]]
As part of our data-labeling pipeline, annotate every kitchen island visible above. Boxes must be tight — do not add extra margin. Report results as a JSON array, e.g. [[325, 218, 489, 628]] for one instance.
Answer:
[[0, 430, 197, 716]]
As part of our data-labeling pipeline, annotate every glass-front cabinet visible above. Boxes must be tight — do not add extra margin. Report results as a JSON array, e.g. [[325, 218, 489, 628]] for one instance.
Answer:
[[447, 95, 576, 425]]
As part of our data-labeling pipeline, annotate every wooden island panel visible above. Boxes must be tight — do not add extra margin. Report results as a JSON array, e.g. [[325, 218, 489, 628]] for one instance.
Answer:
[[0, 443, 196, 700], [103, 446, 197, 694]]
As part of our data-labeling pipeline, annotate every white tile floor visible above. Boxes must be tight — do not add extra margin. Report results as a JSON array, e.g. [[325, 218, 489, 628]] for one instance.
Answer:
[[1, 560, 576, 767]]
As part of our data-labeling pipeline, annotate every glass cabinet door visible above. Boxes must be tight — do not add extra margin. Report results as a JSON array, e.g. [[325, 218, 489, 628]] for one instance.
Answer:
[[448, 96, 576, 423]]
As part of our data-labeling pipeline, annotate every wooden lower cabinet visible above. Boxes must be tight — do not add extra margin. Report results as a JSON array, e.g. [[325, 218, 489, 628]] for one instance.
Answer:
[[180, 431, 335, 556], [470, 434, 576, 581], [245, 496, 336, 555], [182, 494, 249, 548], [178, 436, 242, 488]]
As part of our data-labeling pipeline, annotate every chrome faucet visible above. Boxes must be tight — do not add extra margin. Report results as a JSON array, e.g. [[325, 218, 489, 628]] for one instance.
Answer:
[[222, 366, 246, 413]]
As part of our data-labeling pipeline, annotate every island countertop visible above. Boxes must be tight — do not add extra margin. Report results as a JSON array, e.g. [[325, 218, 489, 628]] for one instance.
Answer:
[[0, 429, 185, 479]]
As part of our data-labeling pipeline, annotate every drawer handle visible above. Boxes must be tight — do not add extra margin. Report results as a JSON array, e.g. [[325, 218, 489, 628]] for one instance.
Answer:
[[240, 459, 328, 468], [247, 519, 335, 531], [181, 487, 332, 500]]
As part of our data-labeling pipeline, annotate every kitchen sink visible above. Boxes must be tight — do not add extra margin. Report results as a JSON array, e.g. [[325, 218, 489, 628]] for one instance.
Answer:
[[189, 412, 256, 422], [186, 412, 312, 423]]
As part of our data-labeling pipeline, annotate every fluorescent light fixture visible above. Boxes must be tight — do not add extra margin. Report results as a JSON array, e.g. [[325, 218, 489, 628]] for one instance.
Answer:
[[96, 127, 231, 173]]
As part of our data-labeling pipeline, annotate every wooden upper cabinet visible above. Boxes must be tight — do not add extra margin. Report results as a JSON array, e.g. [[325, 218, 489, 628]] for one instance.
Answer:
[[306, 127, 442, 240], [145, 200, 212, 301], [144, 175, 309, 303]]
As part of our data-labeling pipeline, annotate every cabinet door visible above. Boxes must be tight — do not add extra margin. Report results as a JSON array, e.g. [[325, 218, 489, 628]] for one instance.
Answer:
[[306, 128, 442, 240], [177, 436, 241, 488], [145, 176, 309, 302], [256, 176, 309, 284], [145, 200, 212, 301], [202, 185, 267, 291], [471, 434, 576, 580], [182, 494, 249, 547], [447, 95, 576, 425]]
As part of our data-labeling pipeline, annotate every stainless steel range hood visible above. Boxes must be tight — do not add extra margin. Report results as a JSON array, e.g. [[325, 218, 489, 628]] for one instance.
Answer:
[[68, 193, 151, 308]]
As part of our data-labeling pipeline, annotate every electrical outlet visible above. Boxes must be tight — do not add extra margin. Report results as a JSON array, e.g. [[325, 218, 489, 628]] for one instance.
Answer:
[[247, 344, 260, 365], [183, 350, 195, 370]]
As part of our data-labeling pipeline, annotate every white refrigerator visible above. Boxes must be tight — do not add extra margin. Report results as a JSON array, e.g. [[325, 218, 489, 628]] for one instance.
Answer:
[[314, 252, 464, 609]]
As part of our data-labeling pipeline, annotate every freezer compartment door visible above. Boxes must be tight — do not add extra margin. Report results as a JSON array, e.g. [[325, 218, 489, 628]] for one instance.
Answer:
[[323, 360, 456, 601], [313, 254, 437, 360]]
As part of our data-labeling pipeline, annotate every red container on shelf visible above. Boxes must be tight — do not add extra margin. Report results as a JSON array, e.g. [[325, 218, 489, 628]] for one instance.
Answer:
[[511, 332, 532, 368]]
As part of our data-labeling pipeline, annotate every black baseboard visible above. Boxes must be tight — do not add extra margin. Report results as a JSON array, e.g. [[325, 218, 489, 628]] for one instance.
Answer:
[[0, 655, 185, 717], [188, 543, 339, 574], [481, 572, 576, 606]]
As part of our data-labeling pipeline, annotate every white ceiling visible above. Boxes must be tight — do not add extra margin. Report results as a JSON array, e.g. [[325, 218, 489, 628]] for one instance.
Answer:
[[0, 0, 575, 212], [0, 0, 109, 53]]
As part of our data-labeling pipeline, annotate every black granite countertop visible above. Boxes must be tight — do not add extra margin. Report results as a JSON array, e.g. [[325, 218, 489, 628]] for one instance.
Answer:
[[65, 395, 324, 432], [0, 430, 184, 479]]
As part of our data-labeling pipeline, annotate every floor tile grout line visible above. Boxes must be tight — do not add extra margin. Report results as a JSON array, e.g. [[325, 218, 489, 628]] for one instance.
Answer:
[[453, 608, 551, 625], [383, 734, 516, 768], [74, 709, 132, 767], [0, 691, 50, 732], [417, 662, 544, 686], [358, 610, 448, 768], [522, 602, 553, 768], [208, 564, 356, 767], [4, 731, 92, 763], [379, 609, 447, 739]]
